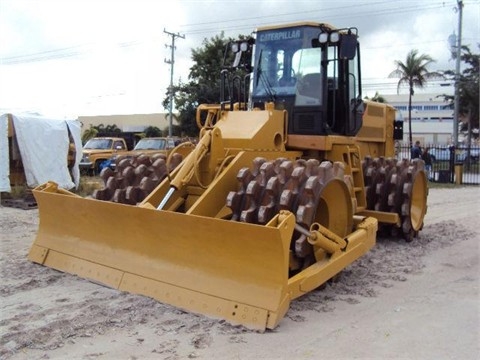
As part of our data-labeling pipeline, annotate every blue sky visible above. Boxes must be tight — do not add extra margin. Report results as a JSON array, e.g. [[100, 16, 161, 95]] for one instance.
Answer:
[[1, 0, 479, 118]]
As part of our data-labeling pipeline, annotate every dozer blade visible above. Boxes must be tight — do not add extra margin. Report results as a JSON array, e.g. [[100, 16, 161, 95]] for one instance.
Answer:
[[28, 182, 296, 331]]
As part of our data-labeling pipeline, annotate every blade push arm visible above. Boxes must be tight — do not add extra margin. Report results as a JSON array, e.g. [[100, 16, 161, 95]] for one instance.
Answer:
[[157, 130, 212, 210]]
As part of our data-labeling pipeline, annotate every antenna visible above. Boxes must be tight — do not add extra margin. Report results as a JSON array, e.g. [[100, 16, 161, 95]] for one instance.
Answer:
[[164, 29, 185, 137]]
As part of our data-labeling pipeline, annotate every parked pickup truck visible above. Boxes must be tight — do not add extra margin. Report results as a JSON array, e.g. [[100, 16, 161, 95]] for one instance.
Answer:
[[108, 137, 177, 169], [108, 137, 194, 170], [80, 137, 129, 174], [128, 137, 177, 156]]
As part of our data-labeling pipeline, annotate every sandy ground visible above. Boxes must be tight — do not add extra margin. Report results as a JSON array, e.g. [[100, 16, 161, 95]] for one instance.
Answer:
[[1, 186, 479, 360]]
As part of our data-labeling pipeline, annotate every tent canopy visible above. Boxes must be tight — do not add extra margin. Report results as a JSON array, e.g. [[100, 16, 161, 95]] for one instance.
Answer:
[[0, 113, 83, 192]]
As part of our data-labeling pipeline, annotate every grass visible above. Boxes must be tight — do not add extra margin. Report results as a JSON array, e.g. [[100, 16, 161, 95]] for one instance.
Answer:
[[8, 185, 28, 198], [74, 176, 104, 197], [0, 176, 104, 201]]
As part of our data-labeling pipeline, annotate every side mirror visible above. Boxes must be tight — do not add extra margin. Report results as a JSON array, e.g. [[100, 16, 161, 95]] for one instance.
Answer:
[[339, 34, 357, 60]]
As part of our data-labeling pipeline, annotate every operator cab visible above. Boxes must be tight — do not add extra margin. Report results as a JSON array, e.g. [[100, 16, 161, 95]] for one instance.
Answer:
[[226, 23, 363, 139]]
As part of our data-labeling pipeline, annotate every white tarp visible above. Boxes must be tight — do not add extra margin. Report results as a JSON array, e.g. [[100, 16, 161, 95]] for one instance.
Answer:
[[65, 118, 83, 188], [0, 115, 10, 192], [0, 113, 83, 190]]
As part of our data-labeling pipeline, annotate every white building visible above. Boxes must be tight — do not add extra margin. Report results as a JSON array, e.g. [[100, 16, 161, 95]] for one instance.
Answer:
[[78, 113, 171, 134], [383, 93, 454, 145]]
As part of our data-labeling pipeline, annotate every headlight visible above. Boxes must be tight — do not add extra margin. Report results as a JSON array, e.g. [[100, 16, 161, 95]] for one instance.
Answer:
[[318, 31, 340, 44], [330, 32, 340, 43], [319, 33, 329, 44]]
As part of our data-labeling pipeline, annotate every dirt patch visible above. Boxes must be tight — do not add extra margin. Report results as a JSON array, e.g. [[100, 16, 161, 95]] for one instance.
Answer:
[[1, 187, 479, 360]]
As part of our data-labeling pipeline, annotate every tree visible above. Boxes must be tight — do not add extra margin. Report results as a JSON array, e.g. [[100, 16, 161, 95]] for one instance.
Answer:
[[389, 49, 442, 150], [364, 91, 387, 103], [104, 124, 121, 135], [81, 124, 98, 144], [440, 45, 479, 143], [163, 81, 201, 137], [163, 32, 251, 137], [143, 126, 162, 137], [81, 123, 122, 144]]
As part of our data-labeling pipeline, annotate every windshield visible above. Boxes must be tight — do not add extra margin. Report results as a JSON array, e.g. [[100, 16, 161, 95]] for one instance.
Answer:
[[253, 26, 323, 106], [134, 138, 166, 150], [84, 138, 113, 150]]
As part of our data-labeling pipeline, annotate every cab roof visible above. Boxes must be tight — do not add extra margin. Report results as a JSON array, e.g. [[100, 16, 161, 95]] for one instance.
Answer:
[[255, 22, 336, 32]]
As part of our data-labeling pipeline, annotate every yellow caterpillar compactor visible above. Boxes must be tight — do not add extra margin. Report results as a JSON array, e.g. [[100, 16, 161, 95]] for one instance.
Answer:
[[28, 22, 428, 331]]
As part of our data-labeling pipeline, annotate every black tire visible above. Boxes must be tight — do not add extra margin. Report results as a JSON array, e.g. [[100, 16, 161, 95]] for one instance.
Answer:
[[94, 160, 106, 176]]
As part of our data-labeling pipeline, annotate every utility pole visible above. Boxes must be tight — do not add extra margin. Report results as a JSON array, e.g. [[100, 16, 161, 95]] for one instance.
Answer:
[[453, 0, 463, 147], [164, 29, 185, 137]]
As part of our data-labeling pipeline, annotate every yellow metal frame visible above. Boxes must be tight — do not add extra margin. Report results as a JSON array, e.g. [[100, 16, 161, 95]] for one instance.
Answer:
[[26, 90, 425, 331], [29, 182, 377, 331]]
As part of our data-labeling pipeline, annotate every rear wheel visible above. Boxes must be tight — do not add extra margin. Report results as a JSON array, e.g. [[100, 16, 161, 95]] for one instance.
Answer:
[[363, 156, 428, 241], [92, 154, 182, 204]]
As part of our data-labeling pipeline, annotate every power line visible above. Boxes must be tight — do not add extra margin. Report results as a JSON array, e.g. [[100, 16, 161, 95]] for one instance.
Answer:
[[0, 40, 146, 65], [176, 1, 447, 34], [2, 0, 472, 65]]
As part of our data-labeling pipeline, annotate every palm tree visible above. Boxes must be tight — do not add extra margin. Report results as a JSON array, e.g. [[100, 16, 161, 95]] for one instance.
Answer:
[[81, 125, 98, 144], [389, 49, 441, 150]]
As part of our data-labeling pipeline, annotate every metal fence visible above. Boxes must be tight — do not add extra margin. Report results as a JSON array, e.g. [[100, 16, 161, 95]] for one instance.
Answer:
[[395, 143, 480, 185]]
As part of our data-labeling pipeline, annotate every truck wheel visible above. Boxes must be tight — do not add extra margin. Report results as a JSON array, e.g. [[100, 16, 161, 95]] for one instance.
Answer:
[[94, 160, 104, 176]]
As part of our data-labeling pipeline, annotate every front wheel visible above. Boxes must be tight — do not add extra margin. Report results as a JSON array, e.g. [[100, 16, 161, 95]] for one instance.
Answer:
[[94, 160, 105, 176], [226, 157, 353, 272]]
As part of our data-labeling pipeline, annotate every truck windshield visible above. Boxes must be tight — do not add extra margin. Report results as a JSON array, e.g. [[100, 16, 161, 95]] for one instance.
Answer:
[[253, 26, 322, 106], [134, 139, 166, 150], [84, 138, 113, 150]]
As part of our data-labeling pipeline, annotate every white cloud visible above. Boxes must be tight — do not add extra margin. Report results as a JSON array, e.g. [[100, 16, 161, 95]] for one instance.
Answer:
[[0, 0, 478, 117]]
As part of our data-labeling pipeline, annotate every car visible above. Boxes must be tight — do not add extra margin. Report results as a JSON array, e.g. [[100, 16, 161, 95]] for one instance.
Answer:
[[428, 147, 479, 163], [428, 148, 461, 162], [463, 149, 480, 162], [428, 148, 452, 162]]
